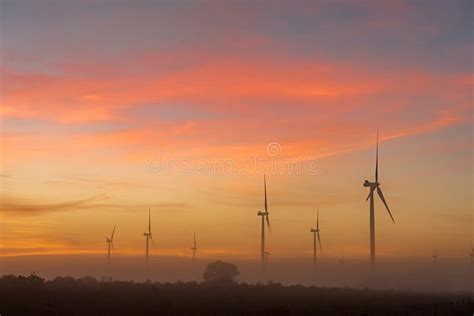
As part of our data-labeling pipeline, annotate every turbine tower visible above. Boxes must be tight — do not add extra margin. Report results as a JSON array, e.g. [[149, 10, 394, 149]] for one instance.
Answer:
[[257, 175, 271, 271], [363, 130, 395, 268], [310, 205, 322, 271], [105, 225, 115, 264], [143, 208, 153, 267], [191, 229, 197, 260]]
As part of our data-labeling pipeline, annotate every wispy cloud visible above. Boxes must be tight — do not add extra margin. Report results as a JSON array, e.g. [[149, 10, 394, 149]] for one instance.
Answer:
[[0, 194, 191, 216], [0, 195, 113, 215]]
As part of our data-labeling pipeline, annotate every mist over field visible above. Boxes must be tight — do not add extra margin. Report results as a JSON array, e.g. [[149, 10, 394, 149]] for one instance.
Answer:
[[1, 255, 472, 293]]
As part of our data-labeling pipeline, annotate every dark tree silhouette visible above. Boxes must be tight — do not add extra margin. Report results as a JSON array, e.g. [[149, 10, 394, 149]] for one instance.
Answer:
[[0, 274, 472, 315], [203, 261, 239, 283]]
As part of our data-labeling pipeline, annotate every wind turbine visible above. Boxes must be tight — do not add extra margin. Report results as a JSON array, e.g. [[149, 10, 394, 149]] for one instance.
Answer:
[[310, 205, 322, 270], [264, 250, 271, 266], [191, 229, 197, 260], [363, 130, 395, 267], [257, 175, 271, 271], [105, 225, 115, 264], [469, 246, 474, 265], [339, 248, 345, 265], [432, 250, 438, 264], [143, 208, 153, 267]]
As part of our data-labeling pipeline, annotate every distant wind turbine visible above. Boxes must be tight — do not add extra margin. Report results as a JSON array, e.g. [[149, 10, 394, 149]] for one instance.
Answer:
[[339, 248, 345, 265], [432, 250, 438, 264], [469, 246, 474, 265], [257, 175, 271, 271], [105, 225, 115, 264], [143, 208, 153, 267], [264, 250, 271, 265], [191, 229, 197, 260], [310, 205, 322, 270], [364, 130, 395, 267]]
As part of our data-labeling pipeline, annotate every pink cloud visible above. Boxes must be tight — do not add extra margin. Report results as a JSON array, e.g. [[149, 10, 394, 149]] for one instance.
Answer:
[[1, 50, 471, 166]]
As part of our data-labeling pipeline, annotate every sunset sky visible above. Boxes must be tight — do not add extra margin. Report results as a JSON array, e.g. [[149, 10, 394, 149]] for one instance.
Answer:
[[0, 0, 472, 263]]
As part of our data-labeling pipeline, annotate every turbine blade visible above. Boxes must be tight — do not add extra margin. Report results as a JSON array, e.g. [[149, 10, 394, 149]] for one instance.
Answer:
[[111, 242, 115, 253], [193, 230, 197, 248], [375, 129, 379, 182], [376, 186, 395, 223], [265, 215, 271, 232], [148, 208, 151, 233], [316, 205, 319, 230], [366, 187, 375, 201], [264, 174, 268, 212], [317, 232, 323, 254], [111, 225, 116, 241]]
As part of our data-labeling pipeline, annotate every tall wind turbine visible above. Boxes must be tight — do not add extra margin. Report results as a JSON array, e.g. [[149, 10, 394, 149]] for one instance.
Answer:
[[143, 208, 153, 267], [191, 229, 197, 260], [105, 225, 115, 264], [310, 205, 322, 270], [257, 175, 271, 271], [363, 130, 395, 267]]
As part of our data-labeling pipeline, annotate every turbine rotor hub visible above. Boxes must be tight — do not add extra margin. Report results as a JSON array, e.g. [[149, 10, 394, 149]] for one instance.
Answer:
[[364, 180, 379, 188]]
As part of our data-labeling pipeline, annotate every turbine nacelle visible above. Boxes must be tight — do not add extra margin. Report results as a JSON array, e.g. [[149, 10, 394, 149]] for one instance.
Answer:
[[257, 210, 269, 216], [310, 228, 319, 233], [363, 180, 379, 188]]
